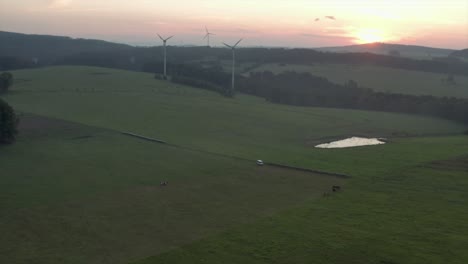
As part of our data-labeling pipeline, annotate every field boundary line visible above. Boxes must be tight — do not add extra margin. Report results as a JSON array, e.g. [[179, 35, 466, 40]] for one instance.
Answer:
[[120, 131, 352, 178], [121, 132, 167, 144], [265, 162, 351, 178]]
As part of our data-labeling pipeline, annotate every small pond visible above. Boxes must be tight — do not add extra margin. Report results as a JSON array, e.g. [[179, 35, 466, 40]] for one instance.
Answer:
[[315, 137, 386, 149]]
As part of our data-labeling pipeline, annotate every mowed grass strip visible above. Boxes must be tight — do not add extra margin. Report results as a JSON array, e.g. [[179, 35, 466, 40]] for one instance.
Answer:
[[250, 63, 468, 98], [0, 114, 343, 264]]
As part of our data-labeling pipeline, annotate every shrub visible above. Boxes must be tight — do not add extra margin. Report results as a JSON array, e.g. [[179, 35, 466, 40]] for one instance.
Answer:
[[0, 72, 13, 93], [0, 98, 18, 144], [154, 73, 165, 80]]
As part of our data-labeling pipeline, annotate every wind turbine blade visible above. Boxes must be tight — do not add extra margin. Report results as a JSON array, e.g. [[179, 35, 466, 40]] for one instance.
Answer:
[[205, 26, 209, 34], [203, 34, 208, 40], [223, 43, 233, 48], [157, 34, 164, 40], [233, 38, 243, 48], [166, 36, 174, 41]]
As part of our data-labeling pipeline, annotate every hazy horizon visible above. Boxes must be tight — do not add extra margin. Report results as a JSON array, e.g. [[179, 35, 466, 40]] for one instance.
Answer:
[[1, 0, 467, 49]]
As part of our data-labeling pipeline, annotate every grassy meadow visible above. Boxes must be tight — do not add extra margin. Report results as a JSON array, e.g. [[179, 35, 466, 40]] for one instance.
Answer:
[[134, 150, 468, 264], [249, 63, 468, 99], [1, 115, 344, 264], [1, 66, 468, 264], [5, 66, 466, 173]]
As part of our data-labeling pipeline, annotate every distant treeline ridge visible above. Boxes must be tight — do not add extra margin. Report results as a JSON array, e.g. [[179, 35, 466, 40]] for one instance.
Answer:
[[168, 64, 468, 125]]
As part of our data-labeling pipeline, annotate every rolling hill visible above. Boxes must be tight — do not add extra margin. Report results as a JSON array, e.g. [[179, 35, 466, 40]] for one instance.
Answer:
[[451, 48, 468, 59], [315, 42, 455, 59], [2, 31, 467, 77], [0, 31, 132, 64], [1, 66, 468, 263]]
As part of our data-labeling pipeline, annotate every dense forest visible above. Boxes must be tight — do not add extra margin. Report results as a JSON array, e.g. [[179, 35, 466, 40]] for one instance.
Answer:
[[238, 71, 468, 124]]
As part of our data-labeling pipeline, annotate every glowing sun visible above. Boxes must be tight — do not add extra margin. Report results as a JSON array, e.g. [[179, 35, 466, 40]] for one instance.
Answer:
[[354, 29, 385, 44]]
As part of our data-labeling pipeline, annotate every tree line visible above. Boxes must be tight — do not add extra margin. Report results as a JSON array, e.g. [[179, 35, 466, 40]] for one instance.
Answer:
[[236, 71, 468, 124], [162, 64, 468, 125], [51, 48, 468, 76]]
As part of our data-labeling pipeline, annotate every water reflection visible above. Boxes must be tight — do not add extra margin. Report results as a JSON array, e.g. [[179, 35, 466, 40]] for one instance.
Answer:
[[316, 137, 386, 148]]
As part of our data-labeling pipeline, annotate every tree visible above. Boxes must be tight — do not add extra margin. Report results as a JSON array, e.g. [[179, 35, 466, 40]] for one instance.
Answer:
[[0, 72, 13, 93], [345, 80, 359, 89], [446, 74, 457, 86], [0, 99, 18, 144], [388, 50, 401, 57]]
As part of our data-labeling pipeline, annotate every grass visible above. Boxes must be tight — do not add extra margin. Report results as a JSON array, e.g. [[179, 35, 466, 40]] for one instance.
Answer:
[[1, 66, 468, 264], [0, 114, 343, 264], [249, 63, 468, 99], [134, 153, 468, 264], [5, 66, 466, 174]]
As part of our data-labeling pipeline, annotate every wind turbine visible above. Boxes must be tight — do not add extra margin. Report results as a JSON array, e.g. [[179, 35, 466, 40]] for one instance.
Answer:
[[203, 27, 215, 47], [223, 39, 242, 96], [157, 34, 174, 79]]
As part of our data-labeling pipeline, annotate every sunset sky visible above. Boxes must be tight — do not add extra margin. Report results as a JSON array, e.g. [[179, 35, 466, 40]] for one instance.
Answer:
[[1, 0, 467, 49]]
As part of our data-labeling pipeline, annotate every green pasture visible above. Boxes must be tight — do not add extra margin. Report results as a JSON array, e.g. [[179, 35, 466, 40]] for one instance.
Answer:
[[1, 66, 468, 264], [5, 66, 466, 173], [135, 148, 468, 264], [0, 114, 344, 264]]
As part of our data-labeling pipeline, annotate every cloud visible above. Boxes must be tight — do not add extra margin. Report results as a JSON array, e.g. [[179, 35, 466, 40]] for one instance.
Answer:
[[217, 28, 260, 34], [144, 20, 168, 26], [322, 27, 349, 35], [301, 33, 355, 41], [49, 0, 73, 9]]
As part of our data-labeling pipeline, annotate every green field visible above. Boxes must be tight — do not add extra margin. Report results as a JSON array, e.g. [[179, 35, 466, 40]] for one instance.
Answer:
[[5, 66, 467, 173], [134, 151, 468, 264], [1, 66, 468, 264], [250, 63, 468, 99]]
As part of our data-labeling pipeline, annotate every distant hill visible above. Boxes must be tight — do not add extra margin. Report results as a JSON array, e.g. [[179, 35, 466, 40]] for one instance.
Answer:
[[315, 43, 455, 59], [1, 31, 467, 76], [0, 31, 132, 64], [0, 31, 223, 70], [450, 49, 468, 59]]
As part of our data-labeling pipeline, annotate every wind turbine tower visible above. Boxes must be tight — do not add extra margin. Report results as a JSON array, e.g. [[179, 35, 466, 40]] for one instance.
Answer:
[[157, 34, 174, 79], [203, 27, 215, 47], [223, 39, 242, 96]]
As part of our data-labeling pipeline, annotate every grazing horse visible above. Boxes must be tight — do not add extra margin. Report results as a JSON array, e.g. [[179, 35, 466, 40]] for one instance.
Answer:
[[332, 185, 341, 192]]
